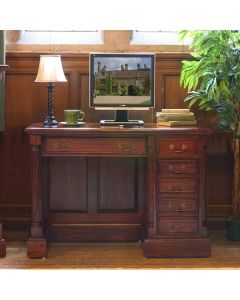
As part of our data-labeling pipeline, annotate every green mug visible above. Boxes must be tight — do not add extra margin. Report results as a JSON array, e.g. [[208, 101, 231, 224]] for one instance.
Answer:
[[64, 110, 85, 124]]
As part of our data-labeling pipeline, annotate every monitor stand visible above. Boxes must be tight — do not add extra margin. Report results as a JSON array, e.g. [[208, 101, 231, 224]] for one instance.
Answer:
[[100, 110, 144, 127]]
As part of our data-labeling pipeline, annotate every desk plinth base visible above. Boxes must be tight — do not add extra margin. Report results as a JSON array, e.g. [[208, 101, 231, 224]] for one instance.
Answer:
[[27, 239, 47, 258], [143, 238, 211, 258], [0, 239, 6, 257]]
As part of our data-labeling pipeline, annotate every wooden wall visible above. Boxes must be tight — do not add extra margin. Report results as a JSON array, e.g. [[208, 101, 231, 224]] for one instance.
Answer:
[[0, 52, 233, 229]]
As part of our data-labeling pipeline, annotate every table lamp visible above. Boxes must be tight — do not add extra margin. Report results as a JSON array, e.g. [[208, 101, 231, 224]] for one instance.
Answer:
[[35, 55, 67, 127]]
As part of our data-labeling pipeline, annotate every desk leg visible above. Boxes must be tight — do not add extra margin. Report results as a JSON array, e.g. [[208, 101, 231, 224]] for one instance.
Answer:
[[27, 142, 46, 258], [0, 224, 6, 257]]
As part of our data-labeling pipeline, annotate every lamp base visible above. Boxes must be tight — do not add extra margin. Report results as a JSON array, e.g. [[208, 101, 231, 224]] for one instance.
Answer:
[[43, 116, 58, 127]]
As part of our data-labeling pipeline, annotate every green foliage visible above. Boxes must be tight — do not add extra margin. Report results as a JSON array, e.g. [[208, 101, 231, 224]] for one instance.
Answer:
[[105, 74, 112, 95], [179, 30, 240, 137], [120, 86, 127, 96], [133, 84, 143, 96], [145, 77, 150, 95]]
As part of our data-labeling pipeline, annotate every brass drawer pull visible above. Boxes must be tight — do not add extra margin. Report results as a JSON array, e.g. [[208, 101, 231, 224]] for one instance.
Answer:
[[172, 209, 182, 212], [54, 142, 72, 151], [168, 224, 186, 229], [117, 143, 135, 151], [169, 144, 187, 153], [169, 164, 186, 173], [180, 224, 187, 229], [170, 185, 182, 193]]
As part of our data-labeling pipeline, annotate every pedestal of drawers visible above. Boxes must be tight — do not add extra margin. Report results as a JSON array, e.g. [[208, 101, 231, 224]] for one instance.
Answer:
[[144, 135, 211, 257]]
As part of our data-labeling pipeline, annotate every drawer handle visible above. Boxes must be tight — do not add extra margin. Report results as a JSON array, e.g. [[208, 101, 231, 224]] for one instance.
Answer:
[[169, 224, 186, 229], [54, 142, 72, 151], [117, 143, 134, 151], [168, 204, 182, 212], [169, 165, 186, 173], [169, 144, 187, 153], [170, 185, 182, 193], [173, 209, 182, 212], [180, 224, 187, 229]]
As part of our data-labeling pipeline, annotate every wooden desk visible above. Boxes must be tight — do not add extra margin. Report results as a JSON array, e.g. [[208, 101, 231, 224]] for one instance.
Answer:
[[25, 123, 211, 258]]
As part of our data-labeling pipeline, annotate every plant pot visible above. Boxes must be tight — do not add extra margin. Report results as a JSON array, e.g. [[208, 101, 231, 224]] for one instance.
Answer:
[[225, 219, 240, 241]]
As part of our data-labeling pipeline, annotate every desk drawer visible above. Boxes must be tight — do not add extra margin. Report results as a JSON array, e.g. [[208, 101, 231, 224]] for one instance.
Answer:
[[157, 138, 199, 156], [157, 160, 198, 175], [158, 179, 198, 194], [43, 137, 147, 155], [157, 218, 198, 233], [157, 197, 197, 213]]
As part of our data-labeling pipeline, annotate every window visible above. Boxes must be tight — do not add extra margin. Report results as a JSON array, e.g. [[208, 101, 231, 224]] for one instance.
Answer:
[[9, 30, 103, 45], [130, 30, 190, 45]]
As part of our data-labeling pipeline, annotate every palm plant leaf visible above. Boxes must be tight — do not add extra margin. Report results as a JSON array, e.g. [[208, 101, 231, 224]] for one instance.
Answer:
[[179, 30, 240, 221]]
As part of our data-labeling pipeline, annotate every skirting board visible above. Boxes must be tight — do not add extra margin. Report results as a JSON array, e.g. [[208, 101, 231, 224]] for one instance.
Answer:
[[143, 238, 211, 258]]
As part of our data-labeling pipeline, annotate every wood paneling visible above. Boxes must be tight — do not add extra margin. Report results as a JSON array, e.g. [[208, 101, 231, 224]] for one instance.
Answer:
[[0, 52, 233, 228], [206, 154, 233, 218], [97, 157, 138, 211], [49, 157, 88, 212], [45, 155, 146, 242], [163, 74, 188, 108]]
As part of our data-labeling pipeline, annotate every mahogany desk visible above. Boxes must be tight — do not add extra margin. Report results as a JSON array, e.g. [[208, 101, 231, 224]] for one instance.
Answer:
[[25, 123, 211, 258]]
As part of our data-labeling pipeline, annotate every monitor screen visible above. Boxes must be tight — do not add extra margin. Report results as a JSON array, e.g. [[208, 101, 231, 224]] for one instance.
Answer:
[[89, 53, 155, 109]]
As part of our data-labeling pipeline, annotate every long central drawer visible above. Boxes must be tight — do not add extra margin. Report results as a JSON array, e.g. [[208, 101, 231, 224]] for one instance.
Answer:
[[43, 137, 147, 156]]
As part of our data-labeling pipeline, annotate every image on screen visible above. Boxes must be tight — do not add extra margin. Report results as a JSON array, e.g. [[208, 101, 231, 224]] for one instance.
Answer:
[[91, 54, 154, 107]]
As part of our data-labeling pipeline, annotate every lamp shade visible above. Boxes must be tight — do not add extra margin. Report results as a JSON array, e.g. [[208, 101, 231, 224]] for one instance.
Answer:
[[35, 55, 67, 83]]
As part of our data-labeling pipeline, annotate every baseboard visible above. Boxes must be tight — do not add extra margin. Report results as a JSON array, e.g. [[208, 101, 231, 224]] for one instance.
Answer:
[[143, 238, 211, 258]]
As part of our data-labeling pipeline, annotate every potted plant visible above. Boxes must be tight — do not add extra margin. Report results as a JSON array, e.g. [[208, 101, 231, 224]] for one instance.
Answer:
[[179, 30, 240, 240]]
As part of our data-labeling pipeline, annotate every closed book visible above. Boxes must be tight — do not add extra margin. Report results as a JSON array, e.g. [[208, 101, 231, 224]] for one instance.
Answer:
[[156, 114, 195, 121], [157, 120, 197, 127], [156, 111, 194, 116], [161, 109, 191, 113]]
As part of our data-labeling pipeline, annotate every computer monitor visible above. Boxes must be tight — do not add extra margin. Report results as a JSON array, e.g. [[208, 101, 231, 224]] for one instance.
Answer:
[[89, 53, 155, 126]]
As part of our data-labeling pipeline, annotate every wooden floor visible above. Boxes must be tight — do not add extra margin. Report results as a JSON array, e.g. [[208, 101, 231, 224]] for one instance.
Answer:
[[1, 230, 240, 269]]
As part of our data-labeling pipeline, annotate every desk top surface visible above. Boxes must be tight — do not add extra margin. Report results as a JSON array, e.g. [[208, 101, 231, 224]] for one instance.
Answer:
[[25, 123, 212, 136]]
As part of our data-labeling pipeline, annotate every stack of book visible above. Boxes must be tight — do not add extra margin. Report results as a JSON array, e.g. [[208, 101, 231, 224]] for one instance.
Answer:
[[156, 109, 197, 127]]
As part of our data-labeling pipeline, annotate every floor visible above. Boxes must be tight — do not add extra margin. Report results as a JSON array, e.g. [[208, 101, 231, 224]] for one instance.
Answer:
[[1, 230, 240, 269]]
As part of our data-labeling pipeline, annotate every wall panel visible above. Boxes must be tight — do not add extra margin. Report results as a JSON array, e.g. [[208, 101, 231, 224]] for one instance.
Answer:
[[162, 74, 188, 108]]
